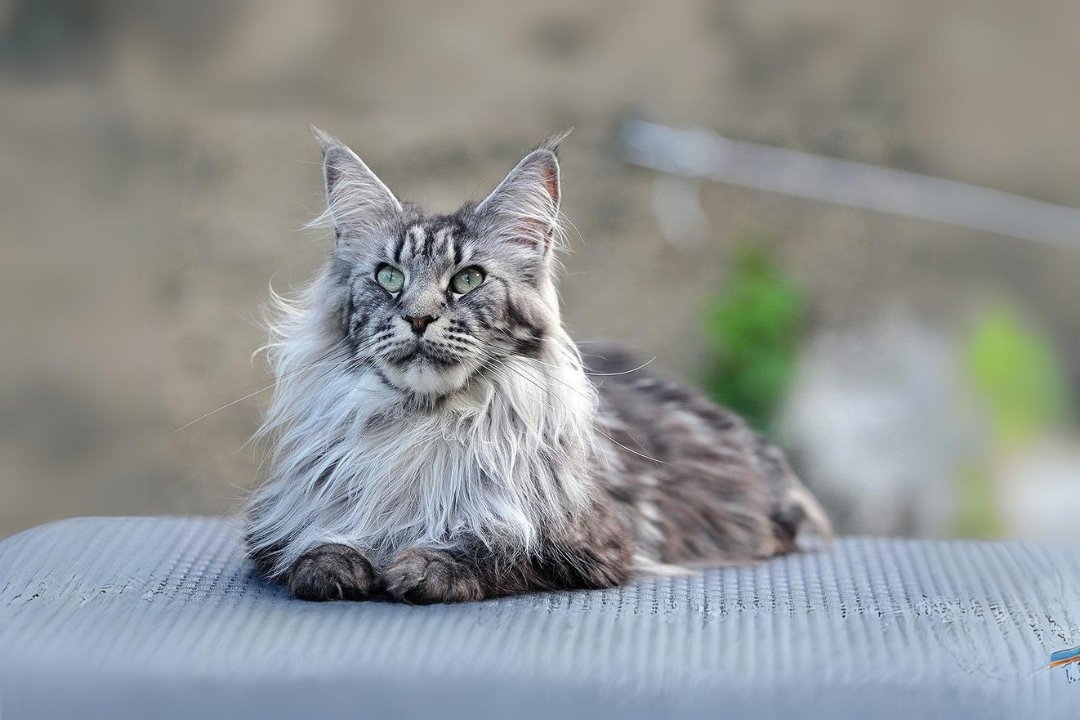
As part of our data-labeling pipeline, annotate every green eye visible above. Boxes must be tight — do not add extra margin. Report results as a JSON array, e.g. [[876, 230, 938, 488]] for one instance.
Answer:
[[450, 267, 486, 295], [376, 265, 405, 293]]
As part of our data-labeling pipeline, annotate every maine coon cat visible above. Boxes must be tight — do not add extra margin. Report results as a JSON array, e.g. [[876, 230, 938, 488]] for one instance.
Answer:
[[245, 128, 831, 603]]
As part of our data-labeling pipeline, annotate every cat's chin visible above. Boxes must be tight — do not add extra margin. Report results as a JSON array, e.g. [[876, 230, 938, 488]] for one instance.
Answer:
[[379, 358, 474, 398]]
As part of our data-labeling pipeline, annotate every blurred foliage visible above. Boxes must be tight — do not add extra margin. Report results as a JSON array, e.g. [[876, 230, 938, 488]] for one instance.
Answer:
[[703, 239, 804, 434], [953, 465, 1005, 539], [955, 303, 1070, 538], [965, 304, 1069, 447]]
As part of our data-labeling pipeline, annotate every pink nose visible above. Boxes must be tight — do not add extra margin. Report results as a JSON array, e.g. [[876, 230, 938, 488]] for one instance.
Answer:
[[404, 315, 437, 335]]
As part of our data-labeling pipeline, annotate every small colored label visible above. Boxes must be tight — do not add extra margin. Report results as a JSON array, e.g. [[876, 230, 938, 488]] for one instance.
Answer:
[[1050, 646, 1080, 669]]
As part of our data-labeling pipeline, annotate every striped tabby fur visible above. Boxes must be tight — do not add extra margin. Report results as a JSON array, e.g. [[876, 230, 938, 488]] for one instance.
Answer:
[[245, 128, 830, 603]]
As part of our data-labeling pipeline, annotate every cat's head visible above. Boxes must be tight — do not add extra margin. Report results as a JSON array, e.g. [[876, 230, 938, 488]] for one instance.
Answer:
[[312, 128, 569, 398]]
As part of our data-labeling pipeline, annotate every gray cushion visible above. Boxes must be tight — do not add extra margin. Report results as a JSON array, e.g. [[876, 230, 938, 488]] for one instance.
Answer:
[[0, 517, 1077, 719]]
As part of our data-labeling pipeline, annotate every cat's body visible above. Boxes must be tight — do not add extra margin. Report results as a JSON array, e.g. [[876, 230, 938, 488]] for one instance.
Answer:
[[245, 129, 829, 603]]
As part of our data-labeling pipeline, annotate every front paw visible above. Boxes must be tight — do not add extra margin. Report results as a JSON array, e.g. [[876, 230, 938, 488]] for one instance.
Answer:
[[286, 544, 376, 601], [383, 548, 484, 604]]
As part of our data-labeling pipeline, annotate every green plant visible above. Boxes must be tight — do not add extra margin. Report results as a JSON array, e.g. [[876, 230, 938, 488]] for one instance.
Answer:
[[965, 304, 1069, 448], [955, 302, 1071, 537], [952, 465, 1006, 539], [702, 240, 804, 434]]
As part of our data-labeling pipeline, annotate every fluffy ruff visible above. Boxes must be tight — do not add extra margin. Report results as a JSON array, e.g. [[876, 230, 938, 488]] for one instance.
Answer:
[[245, 276, 600, 577]]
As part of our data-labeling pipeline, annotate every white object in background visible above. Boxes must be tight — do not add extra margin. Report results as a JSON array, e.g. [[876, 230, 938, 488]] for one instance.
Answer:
[[997, 441, 1080, 541], [779, 322, 969, 536], [620, 118, 1080, 251], [650, 175, 708, 248]]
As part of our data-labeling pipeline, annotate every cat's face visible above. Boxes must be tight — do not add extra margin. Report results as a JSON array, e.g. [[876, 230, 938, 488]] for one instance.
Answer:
[[314, 129, 566, 398]]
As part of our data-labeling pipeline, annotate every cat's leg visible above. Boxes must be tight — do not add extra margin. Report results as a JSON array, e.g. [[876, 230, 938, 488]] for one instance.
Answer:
[[383, 501, 634, 604], [247, 486, 378, 601], [382, 547, 487, 603], [283, 543, 378, 601], [536, 509, 635, 592]]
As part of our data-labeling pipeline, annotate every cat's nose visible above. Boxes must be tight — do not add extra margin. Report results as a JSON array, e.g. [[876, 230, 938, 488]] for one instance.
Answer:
[[403, 314, 437, 335]]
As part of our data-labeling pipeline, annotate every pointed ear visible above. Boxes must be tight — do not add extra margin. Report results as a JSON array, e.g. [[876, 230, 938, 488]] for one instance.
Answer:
[[310, 126, 401, 238], [477, 132, 569, 253]]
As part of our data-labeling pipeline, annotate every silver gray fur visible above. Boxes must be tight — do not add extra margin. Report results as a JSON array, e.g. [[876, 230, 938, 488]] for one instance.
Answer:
[[246, 129, 829, 596]]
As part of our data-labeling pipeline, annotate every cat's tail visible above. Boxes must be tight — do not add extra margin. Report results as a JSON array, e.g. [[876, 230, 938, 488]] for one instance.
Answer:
[[754, 433, 833, 553], [782, 476, 834, 549]]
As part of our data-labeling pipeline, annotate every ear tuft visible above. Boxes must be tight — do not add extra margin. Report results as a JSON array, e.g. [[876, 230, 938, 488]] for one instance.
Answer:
[[310, 125, 338, 155], [539, 127, 573, 155]]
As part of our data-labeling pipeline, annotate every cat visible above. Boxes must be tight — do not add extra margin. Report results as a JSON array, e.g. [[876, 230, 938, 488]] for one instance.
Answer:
[[244, 127, 831, 603]]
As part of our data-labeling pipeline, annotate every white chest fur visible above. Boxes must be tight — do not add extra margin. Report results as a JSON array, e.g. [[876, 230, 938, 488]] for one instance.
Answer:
[[249, 357, 596, 573]]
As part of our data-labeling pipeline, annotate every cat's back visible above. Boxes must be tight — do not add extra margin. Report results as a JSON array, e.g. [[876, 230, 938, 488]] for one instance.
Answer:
[[579, 342, 829, 565], [581, 343, 752, 453], [581, 343, 769, 492]]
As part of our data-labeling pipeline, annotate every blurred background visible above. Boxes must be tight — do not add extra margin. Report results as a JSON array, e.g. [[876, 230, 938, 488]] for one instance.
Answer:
[[1, 0, 1077, 541]]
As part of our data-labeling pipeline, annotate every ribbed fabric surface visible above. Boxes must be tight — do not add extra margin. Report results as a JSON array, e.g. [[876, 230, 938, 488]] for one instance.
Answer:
[[0, 517, 1077, 719]]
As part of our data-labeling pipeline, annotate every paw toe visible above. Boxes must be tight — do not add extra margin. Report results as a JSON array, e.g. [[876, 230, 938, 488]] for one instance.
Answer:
[[287, 544, 375, 601], [384, 548, 482, 604]]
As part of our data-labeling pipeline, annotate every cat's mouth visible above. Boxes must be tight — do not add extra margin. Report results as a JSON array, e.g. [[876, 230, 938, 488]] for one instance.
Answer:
[[387, 342, 461, 369], [378, 344, 478, 398]]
